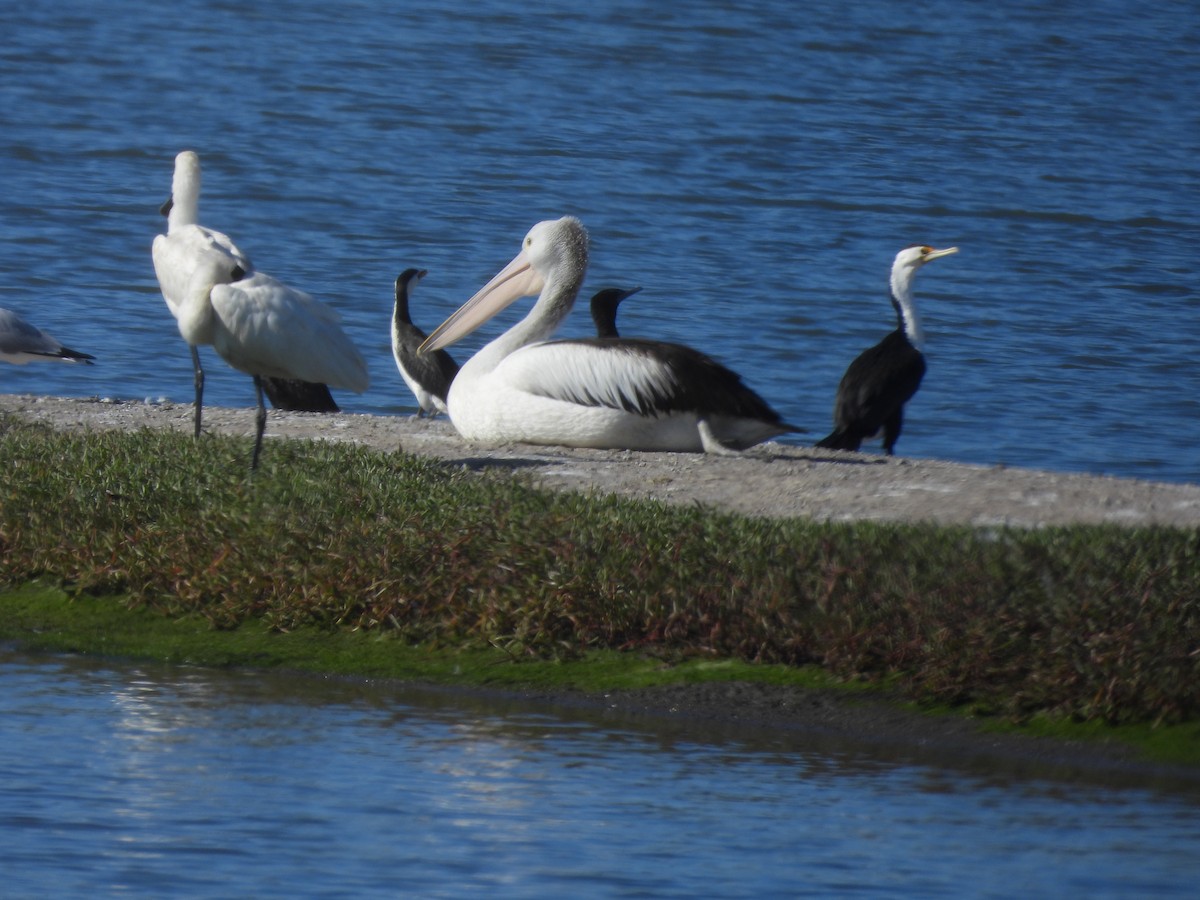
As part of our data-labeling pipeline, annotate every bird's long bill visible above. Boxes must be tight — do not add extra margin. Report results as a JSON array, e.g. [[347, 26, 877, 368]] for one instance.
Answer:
[[926, 246, 959, 261], [419, 248, 545, 353]]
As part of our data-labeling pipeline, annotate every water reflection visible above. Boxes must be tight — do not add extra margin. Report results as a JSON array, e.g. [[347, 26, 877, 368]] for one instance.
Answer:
[[2, 648, 1198, 897]]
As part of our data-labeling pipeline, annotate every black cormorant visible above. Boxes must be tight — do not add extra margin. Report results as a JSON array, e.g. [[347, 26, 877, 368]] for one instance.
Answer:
[[391, 268, 460, 417], [589, 286, 642, 338], [816, 244, 958, 455]]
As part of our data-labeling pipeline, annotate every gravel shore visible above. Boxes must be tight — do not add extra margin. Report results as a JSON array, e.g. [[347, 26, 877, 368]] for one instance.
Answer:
[[4, 393, 1197, 529]]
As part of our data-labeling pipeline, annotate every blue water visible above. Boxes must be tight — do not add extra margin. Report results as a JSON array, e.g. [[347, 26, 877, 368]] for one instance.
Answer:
[[0, 0, 1196, 482], [2, 649, 1198, 898]]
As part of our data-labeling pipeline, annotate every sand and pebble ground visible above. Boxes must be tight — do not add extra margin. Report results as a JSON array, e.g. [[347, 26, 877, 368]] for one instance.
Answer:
[[4, 393, 1198, 529]]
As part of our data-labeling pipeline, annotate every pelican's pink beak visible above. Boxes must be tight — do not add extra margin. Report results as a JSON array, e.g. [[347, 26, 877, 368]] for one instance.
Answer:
[[420, 246, 545, 353]]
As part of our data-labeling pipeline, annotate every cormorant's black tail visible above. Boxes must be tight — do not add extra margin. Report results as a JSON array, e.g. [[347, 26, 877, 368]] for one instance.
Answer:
[[815, 430, 862, 452]]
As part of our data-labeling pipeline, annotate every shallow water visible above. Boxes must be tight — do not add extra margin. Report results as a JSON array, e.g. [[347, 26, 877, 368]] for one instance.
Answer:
[[0, 0, 1196, 482], [2, 648, 1199, 897]]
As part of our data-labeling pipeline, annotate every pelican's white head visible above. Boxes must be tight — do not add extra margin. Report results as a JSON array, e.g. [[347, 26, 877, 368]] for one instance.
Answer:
[[420, 216, 589, 353], [523, 216, 588, 284]]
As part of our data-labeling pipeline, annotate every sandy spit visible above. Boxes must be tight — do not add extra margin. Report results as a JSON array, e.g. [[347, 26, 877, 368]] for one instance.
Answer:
[[3, 393, 1197, 529]]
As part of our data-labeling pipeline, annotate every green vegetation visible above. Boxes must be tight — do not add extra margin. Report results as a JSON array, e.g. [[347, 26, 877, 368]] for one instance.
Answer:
[[1, 581, 836, 693], [2, 416, 1198, 760]]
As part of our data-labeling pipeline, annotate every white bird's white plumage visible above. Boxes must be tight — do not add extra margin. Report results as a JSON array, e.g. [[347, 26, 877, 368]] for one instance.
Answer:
[[152, 151, 254, 438], [152, 151, 251, 321], [0, 307, 95, 365], [420, 216, 791, 452], [210, 273, 368, 390], [151, 150, 368, 466], [503, 340, 683, 411], [151, 222, 250, 325]]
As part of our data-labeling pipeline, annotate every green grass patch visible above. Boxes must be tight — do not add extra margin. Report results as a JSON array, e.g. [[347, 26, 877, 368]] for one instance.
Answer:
[[7, 581, 1197, 766], [2, 415, 1198, 759], [0, 581, 829, 693]]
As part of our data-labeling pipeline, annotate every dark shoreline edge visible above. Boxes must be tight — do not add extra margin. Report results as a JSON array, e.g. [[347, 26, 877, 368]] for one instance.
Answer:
[[518, 680, 1200, 792], [8, 630, 1198, 792], [5, 610, 1198, 794]]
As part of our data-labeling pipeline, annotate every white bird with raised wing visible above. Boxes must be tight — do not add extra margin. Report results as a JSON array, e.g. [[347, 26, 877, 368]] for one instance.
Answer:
[[420, 216, 796, 453], [152, 150, 368, 468], [152, 151, 252, 437]]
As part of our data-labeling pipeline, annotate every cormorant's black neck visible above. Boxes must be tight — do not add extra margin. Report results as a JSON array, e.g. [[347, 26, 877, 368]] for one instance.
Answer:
[[394, 285, 411, 325], [592, 303, 619, 338]]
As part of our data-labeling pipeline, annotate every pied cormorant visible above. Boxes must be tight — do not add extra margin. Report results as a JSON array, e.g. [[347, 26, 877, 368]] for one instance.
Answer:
[[589, 286, 642, 338], [391, 268, 460, 417], [816, 244, 958, 455]]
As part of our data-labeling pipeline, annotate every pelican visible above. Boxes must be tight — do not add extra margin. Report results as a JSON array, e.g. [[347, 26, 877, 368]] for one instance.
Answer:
[[391, 268, 459, 417], [0, 308, 95, 365], [816, 244, 958, 456], [590, 286, 642, 339], [151, 151, 368, 468], [419, 217, 796, 453]]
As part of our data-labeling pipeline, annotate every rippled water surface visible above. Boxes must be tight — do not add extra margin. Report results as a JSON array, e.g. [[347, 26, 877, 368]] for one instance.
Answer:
[[2, 650, 1199, 898], [0, 0, 1196, 481]]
